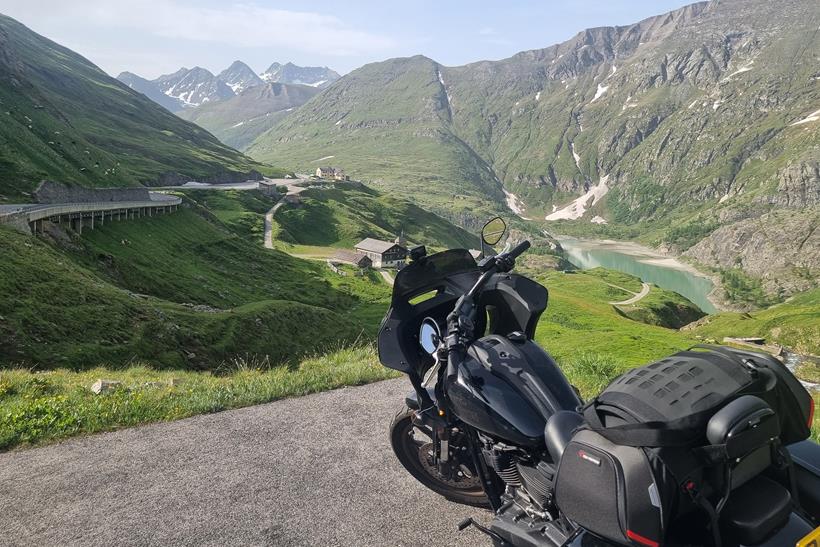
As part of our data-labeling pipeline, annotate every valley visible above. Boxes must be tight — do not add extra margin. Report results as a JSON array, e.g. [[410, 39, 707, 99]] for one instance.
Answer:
[[0, 1, 817, 456], [243, 0, 819, 302]]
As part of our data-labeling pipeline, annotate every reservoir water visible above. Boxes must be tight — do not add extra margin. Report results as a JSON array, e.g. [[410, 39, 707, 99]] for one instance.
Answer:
[[557, 237, 717, 314]]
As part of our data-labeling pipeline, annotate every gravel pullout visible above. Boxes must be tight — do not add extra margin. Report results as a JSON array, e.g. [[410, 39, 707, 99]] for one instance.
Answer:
[[0, 378, 490, 546]]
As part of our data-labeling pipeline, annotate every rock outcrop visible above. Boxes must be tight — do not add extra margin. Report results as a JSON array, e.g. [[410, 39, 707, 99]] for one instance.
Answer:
[[684, 209, 820, 296]]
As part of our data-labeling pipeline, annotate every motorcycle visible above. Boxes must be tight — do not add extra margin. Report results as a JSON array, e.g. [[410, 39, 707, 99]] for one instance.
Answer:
[[378, 217, 820, 547]]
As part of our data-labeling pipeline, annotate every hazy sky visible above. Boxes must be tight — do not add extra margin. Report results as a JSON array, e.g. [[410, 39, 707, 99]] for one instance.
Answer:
[[1, 0, 694, 79]]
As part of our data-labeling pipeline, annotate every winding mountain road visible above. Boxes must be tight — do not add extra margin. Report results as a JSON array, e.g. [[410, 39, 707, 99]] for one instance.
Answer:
[[0, 378, 489, 546], [264, 182, 308, 250], [608, 282, 651, 306]]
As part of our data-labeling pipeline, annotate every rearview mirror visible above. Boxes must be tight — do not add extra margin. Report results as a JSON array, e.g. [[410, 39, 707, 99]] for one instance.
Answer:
[[481, 217, 506, 246]]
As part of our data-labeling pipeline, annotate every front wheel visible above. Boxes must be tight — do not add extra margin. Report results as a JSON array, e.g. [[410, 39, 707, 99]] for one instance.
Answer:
[[389, 404, 489, 507]]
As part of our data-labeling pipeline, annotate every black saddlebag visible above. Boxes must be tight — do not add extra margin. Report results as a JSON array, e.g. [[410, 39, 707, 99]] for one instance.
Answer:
[[554, 346, 814, 547], [583, 345, 812, 449], [554, 429, 665, 547]]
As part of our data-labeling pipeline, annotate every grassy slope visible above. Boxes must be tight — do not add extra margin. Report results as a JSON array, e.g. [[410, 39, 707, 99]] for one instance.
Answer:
[[177, 83, 319, 151], [0, 202, 391, 369], [3, 246, 817, 449], [0, 14, 271, 200], [272, 183, 479, 251], [247, 56, 504, 223], [181, 188, 275, 244], [689, 289, 820, 356], [0, 345, 397, 450]]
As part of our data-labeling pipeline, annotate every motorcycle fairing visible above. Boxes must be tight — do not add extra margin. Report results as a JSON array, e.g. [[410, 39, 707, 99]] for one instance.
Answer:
[[378, 248, 549, 376]]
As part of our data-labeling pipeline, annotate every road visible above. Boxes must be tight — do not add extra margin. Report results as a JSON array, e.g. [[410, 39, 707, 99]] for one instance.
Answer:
[[0, 378, 490, 547], [608, 282, 651, 306], [380, 270, 395, 286], [264, 182, 309, 250], [0, 192, 180, 221]]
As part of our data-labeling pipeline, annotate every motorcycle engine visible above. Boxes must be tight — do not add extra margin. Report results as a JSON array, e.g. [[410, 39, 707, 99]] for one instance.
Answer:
[[480, 435, 559, 518]]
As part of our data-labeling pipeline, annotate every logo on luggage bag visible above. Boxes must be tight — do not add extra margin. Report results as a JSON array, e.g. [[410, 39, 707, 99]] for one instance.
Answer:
[[577, 449, 601, 466]]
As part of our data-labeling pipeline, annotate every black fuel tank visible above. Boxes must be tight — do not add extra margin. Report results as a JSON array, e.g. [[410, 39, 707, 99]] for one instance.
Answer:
[[446, 335, 582, 447]]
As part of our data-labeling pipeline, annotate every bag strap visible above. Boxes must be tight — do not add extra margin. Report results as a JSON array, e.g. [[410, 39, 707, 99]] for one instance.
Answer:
[[583, 402, 709, 447], [685, 482, 723, 547]]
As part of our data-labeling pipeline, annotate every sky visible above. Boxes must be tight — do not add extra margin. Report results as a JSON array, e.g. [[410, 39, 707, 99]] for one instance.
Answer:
[[0, 0, 695, 79]]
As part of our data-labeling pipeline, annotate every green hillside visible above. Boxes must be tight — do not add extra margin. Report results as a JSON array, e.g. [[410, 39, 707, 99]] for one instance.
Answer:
[[272, 182, 480, 251], [177, 83, 319, 150], [688, 289, 820, 356], [0, 14, 271, 200], [0, 201, 390, 369], [247, 56, 505, 223]]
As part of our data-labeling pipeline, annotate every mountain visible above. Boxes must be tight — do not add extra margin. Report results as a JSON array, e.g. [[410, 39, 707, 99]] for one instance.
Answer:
[[0, 14, 266, 199], [177, 82, 319, 150], [118, 62, 339, 113], [153, 66, 235, 108], [117, 71, 184, 112], [260, 62, 340, 88], [217, 60, 264, 94], [248, 55, 503, 226], [247, 0, 820, 298]]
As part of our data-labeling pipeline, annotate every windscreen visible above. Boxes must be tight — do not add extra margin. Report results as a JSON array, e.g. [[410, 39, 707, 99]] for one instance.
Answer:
[[393, 249, 478, 299]]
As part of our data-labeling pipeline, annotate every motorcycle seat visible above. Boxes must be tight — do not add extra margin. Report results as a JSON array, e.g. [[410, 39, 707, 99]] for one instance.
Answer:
[[721, 475, 792, 545], [544, 410, 584, 463]]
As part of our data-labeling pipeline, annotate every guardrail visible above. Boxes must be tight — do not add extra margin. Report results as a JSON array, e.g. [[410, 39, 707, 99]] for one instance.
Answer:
[[0, 193, 183, 234]]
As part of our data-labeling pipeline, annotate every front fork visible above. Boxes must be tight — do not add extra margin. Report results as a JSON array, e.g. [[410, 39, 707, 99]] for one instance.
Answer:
[[416, 406, 504, 510]]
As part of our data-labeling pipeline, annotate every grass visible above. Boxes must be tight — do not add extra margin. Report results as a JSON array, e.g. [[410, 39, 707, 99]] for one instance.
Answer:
[[0, 345, 398, 451], [690, 289, 820, 355], [618, 286, 706, 329], [272, 183, 479, 250], [0, 203, 390, 369], [181, 189, 277, 244], [532, 270, 702, 367]]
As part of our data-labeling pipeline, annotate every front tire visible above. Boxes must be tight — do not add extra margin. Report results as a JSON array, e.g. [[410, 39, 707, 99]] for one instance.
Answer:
[[389, 404, 489, 507]]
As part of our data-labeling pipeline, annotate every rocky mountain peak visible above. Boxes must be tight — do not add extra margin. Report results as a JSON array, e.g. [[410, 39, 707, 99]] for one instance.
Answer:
[[218, 60, 263, 94], [260, 62, 340, 88]]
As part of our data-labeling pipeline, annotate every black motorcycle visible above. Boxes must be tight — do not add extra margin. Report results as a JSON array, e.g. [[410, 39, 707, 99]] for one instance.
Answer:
[[378, 217, 820, 547]]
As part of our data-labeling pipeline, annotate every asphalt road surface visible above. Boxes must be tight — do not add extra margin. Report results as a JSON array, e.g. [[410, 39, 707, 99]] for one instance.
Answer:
[[0, 378, 491, 546]]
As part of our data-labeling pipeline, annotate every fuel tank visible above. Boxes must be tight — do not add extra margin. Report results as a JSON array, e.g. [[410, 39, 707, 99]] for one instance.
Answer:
[[446, 335, 582, 447]]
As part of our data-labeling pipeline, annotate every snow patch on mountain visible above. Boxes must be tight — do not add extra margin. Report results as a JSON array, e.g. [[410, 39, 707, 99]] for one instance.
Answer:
[[591, 83, 609, 103], [570, 142, 581, 170], [545, 175, 610, 221], [502, 188, 531, 220], [790, 108, 820, 126], [437, 69, 453, 110], [724, 60, 755, 81]]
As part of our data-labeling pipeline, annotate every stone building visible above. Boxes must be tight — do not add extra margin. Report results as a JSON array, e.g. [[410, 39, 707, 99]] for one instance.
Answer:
[[354, 234, 408, 268]]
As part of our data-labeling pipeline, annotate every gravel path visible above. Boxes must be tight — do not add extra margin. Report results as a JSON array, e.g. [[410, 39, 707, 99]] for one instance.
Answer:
[[0, 378, 490, 546], [609, 282, 651, 306], [263, 183, 308, 251], [379, 270, 395, 286]]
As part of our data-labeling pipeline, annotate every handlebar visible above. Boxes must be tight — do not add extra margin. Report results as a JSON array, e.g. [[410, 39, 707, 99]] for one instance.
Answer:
[[439, 238, 531, 414], [507, 240, 531, 260], [445, 239, 531, 356]]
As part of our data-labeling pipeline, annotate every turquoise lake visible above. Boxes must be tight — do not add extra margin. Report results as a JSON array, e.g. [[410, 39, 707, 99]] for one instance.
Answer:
[[557, 237, 717, 314]]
